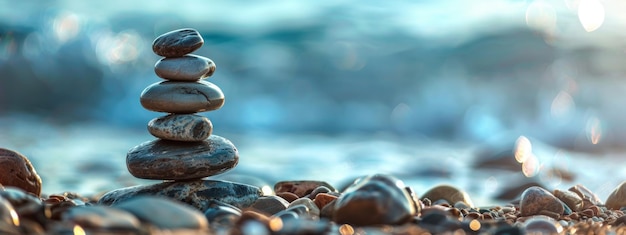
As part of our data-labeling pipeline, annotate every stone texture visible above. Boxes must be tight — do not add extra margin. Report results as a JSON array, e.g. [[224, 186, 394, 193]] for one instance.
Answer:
[[0, 148, 42, 196], [519, 186, 564, 217], [569, 184, 602, 206], [249, 195, 289, 215], [113, 196, 208, 231], [554, 189, 583, 212], [62, 205, 141, 231], [147, 114, 212, 142], [274, 180, 336, 198], [332, 174, 416, 226], [126, 135, 238, 180], [421, 185, 474, 208], [0, 196, 18, 226], [606, 181, 626, 210], [523, 215, 562, 234], [98, 179, 262, 211], [155, 55, 216, 81], [140, 80, 225, 113], [313, 193, 337, 211], [289, 197, 320, 218], [152, 28, 203, 57], [276, 192, 299, 203]]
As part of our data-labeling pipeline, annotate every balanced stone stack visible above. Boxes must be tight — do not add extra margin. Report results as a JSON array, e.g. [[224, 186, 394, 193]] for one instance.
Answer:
[[98, 28, 262, 211]]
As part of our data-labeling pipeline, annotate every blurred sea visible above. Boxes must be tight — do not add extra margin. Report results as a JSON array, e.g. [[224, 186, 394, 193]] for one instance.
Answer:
[[2, 0, 626, 205]]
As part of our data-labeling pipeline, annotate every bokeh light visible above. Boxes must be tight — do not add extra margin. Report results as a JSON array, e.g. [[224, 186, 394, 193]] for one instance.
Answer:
[[586, 116, 602, 145], [525, 1, 557, 34], [578, 0, 605, 32]]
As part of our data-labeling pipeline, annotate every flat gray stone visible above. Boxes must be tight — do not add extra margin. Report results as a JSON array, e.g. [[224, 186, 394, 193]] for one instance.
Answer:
[[98, 180, 262, 211], [112, 196, 209, 231], [155, 54, 215, 81], [140, 80, 225, 113], [153, 28, 203, 57], [126, 135, 238, 180], [62, 205, 141, 231], [148, 114, 212, 142]]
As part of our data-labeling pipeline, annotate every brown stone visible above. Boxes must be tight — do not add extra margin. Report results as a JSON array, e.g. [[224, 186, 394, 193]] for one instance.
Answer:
[[276, 192, 299, 203], [569, 184, 602, 206], [274, 181, 335, 198], [313, 193, 337, 210], [519, 186, 564, 217], [0, 148, 42, 196], [553, 189, 583, 212], [140, 81, 225, 114], [420, 185, 474, 208], [248, 196, 289, 216], [152, 28, 203, 57], [606, 181, 626, 210]]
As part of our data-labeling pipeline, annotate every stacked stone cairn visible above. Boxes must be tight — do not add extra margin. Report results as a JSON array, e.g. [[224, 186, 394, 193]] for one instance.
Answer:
[[98, 28, 262, 212]]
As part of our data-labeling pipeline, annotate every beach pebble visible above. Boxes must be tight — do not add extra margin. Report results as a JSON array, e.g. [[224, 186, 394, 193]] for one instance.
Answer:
[[332, 174, 415, 226], [140, 80, 225, 113], [98, 179, 262, 211], [203, 200, 241, 230], [606, 181, 626, 210], [126, 135, 238, 180], [153, 28, 203, 57], [523, 215, 562, 234], [289, 197, 320, 218], [62, 205, 141, 231], [113, 196, 209, 231], [421, 185, 474, 208], [155, 55, 215, 81], [0, 196, 18, 226], [147, 114, 212, 142], [0, 149, 42, 196], [313, 193, 337, 211], [553, 189, 583, 212], [519, 186, 564, 217], [249, 195, 290, 215], [569, 184, 602, 206], [0, 187, 44, 224], [276, 192, 299, 203], [274, 181, 336, 198]]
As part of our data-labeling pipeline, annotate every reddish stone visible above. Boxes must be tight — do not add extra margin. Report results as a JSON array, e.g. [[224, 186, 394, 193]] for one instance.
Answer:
[[274, 181, 335, 198], [276, 192, 299, 203], [0, 148, 42, 196], [313, 193, 337, 210]]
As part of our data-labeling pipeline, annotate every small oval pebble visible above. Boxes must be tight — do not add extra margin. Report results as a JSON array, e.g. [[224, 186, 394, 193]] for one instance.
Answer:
[[421, 185, 474, 208], [126, 135, 238, 180], [0, 149, 42, 196], [249, 195, 289, 215], [153, 28, 203, 57], [155, 54, 216, 81], [519, 186, 564, 217], [276, 192, 299, 203], [148, 114, 212, 142], [274, 181, 336, 198], [62, 206, 141, 231], [140, 80, 225, 113], [606, 181, 626, 210], [113, 196, 209, 231], [332, 174, 415, 226]]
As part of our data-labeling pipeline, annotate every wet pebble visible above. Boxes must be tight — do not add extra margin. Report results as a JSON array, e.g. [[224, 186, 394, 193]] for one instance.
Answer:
[[203, 200, 241, 231], [523, 215, 562, 234], [0, 149, 42, 196], [147, 114, 212, 142], [126, 135, 238, 180], [113, 196, 209, 231], [98, 179, 262, 211], [332, 174, 415, 226], [62, 205, 141, 232], [140, 80, 225, 113], [313, 193, 337, 211], [289, 197, 319, 219], [0, 196, 18, 226], [569, 184, 602, 206], [155, 54, 216, 81], [421, 185, 474, 208], [152, 28, 203, 57], [606, 181, 626, 210], [519, 186, 564, 217], [276, 192, 299, 203], [0, 187, 45, 224], [249, 195, 289, 215], [274, 180, 336, 198], [554, 189, 583, 212]]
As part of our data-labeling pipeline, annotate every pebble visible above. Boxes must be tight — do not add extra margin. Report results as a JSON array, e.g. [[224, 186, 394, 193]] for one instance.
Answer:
[[203, 200, 241, 230], [249, 195, 290, 215], [554, 189, 583, 212], [289, 197, 319, 218], [0, 148, 42, 196], [421, 185, 474, 208], [98, 179, 262, 211], [155, 54, 216, 81], [147, 114, 213, 142], [152, 28, 204, 57], [0, 187, 44, 224], [61, 205, 141, 231], [332, 174, 416, 226], [276, 192, 299, 203], [606, 181, 626, 210], [569, 184, 602, 206], [0, 196, 18, 226], [140, 80, 225, 113], [523, 215, 563, 234], [112, 196, 209, 231], [126, 135, 238, 180], [313, 193, 337, 211], [519, 186, 564, 217], [274, 181, 336, 198]]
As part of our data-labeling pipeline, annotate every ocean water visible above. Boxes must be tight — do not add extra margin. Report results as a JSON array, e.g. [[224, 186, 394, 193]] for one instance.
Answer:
[[2, 0, 626, 206]]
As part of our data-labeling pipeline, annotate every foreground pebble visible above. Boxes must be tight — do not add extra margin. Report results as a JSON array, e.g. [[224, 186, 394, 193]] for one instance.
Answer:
[[0, 149, 42, 196], [155, 54, 216, 81], [113, 196, 209, 231], [140, 80, 225, 113], [421, 184, 474, 208], [98, 179, 262, 211], [606, 181, 626, 210], [519, 186, 564, 217], [126, 135, 238, 180], [152, 28, 204, 57], [332, 174, 416, 226]]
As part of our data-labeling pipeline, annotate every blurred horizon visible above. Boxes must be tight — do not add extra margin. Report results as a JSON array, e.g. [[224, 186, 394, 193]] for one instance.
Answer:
[[3, 0, 626, 152]]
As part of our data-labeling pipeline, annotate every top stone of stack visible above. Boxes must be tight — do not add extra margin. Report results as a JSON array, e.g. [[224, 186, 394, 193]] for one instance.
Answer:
[[152, 28, 204, 57]]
